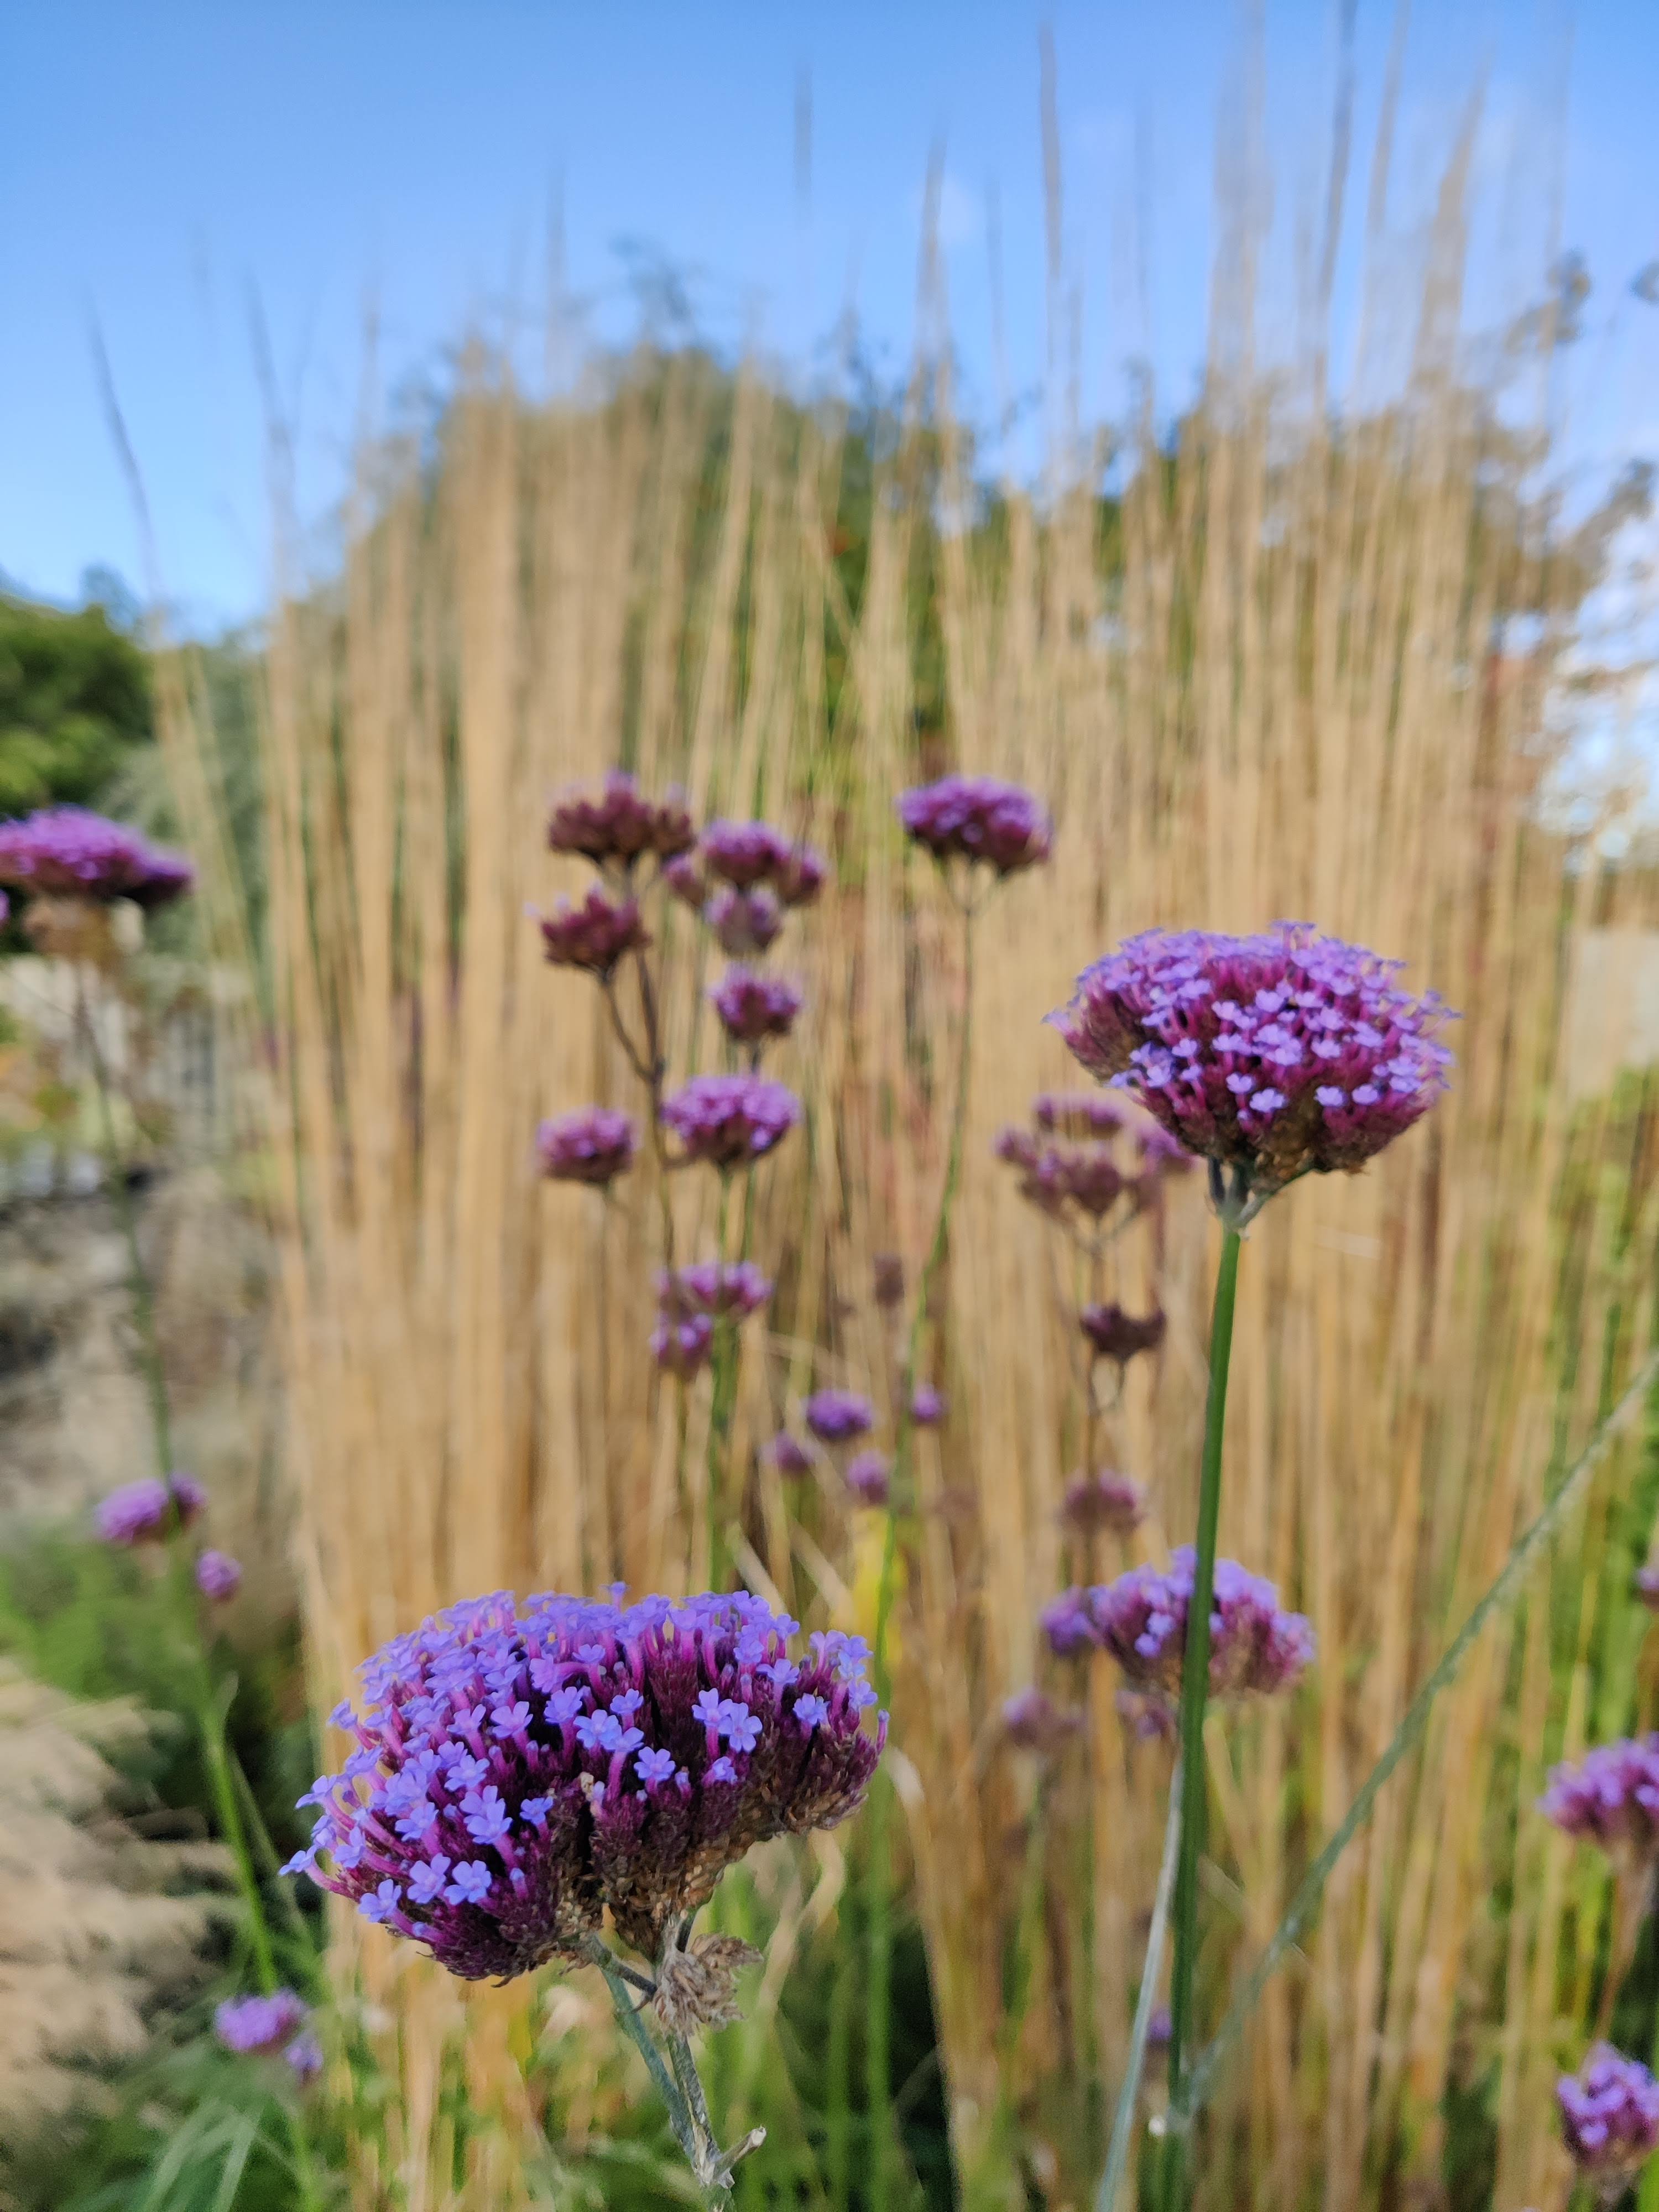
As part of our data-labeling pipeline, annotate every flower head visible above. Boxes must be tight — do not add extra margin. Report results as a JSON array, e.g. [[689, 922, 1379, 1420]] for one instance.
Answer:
[[286, 1588, 885, 1970], [537, 889, 649, 978], [0, 807, 194, 908], [701, 821, 827, 906], [996, 1125, 1135, 1223], [660, 1073, 801, 1168], [1050, 923, 1455, 1212], [1559, 2046, 1659, 2183], [709, 967, 804, 1046], [650, 1262, 774, 1373], [1047, 1549, 1314, 1703], [706, 885, 784, 957], [763, 1432, 812, 1477], [896, 776, 1051, 877], [196, 1550, 243, 1603], [1034, 1092, 1123, 1137], [1060, 1469, 1145, 1537], [537, 1107, 639, 1188], [214, 1989, 309, 2056], [909, 1383, 946, 1427], [1001, 1688, 1083, 1755], [1540, 1738, 1659, 1865], [285, 2029, 325, 2082], [804, 1390, 875, 1445], [546, 771, 695, 868], [845, 1451, 891, 1507], [1080, 1303, 1166, 1368], [95, 1472, 205, 1546]]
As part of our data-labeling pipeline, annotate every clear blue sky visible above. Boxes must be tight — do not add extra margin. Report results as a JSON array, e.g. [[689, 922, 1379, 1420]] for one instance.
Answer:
[[5, 1, 1658, 631]]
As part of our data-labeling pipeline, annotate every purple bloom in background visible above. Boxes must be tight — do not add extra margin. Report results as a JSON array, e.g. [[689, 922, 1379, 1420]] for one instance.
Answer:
[[660, 1073, 801, 1168], [1062, 1549, 1314, 1702], [95, 1472, 205, 1546], [845, 1451, 891, 1507], [710, 967, 804, 1046], [0, 807, 194, 908], [896, 775, 1052, 877], [663, 852, 708, 907], [1636, 1567, 1659, 1614], [706, 885, 784, 957], [215, 1989, 309, 2056], [909, 1383, 946, 1427], [196, 1550, 243, 1603], [285, 1588, 885, 1974], [995, 1126, 1134, 1222], [1080, 1303, 1167, 1368], [546, 771, 695, 868], [537, 1107, 639, 1188], [1558, 2046, 1659, 2183], [1060, 1469, 1145, 1537], [1040, 1588, 1100, 1659], [536, 889, 649, 979], [285, 2029, 325, 2082], [1146, 2006, 1173, 2050], [701, 821, 827, 906], [804, 1390, 875, 1445], [650, 1262, 774, 1374], [1034, 1092, 1124, 1136], [1117, 1689, 1179, 1743], [1001, 1688, 1083, 1755], [649, 1308, 716, 1379], [872, 1253, 905, 1308], [763, 1432, 813, 1477], [1540, 1738, 1659, 1865], [1050, 922, 1455, 1208]]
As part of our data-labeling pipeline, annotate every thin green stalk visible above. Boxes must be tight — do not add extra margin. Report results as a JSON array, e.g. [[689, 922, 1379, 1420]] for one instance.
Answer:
[[582, 1938, 703, 2175], [1160, 1224, 1243, 2212], [1173, 1344, 1659, 2137], [1095, 1758, 1183, 2212], [826, 1896, 855, 2212]]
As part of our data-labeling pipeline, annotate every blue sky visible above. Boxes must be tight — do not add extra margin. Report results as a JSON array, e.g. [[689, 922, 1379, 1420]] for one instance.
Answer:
[[5, 1, 1659, 630]]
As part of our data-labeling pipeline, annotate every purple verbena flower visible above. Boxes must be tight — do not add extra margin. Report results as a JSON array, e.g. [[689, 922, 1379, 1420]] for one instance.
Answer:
[[0, 807, 194, 908], [1034, 1091, 1123, 1136], [196, 1550, 243, 1602], [1079, 1303, 1166, 1367], [701, 821, 827, 906], [1558, 2045, 1659, 2182], [706, 885, 784, 957], [663, 851, 708, 907], [1057, 1550, 1314, 1703], [1059, 1469, 1145, 1537], [285, 2028, 325, 2082], [909, 1383, 946, 1427], [896, 775, 1052, 877], [215, 1989, 308, 2057], [762, 1431, 813, 1477], [709, 967, 804, 1046], [1001, 1688, 1083, 1754], [845, 1451, 891, 1507], [996, 1125, 1136, 1223], [649, 1262, 773, 1378], [1540, 1738, 1659, 1865], [536, 889, 649, 978], [286, 1587, 885, 1971], [95, 1471, 205, 1546], [804, 1390, 875, 1444], [546, 771, 695, 868], [537, 1107, 639, 1188], [660, 1073, 801, 1168], [1049, 923, 1455, 1209]]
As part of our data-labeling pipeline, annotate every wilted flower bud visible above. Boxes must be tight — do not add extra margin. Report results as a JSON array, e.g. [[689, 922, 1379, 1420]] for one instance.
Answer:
[[1080, 1303, 1166, 1367]]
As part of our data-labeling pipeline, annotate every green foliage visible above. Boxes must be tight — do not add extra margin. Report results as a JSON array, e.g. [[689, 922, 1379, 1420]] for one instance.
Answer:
[[0, 588, 154, 816]]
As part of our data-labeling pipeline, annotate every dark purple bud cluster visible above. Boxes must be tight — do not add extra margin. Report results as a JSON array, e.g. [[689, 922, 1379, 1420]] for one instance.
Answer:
[[1080, 1303, 1166, 1368], [537, 1106, 640, 1188], [1049, 922, 1455, 1208], [650, 1262, 773, 1378], [95, 1471, 206, 1545], [707, 886, 784, 957], [1044, 1549, 1314, 1703], [700, 820, 826, 906], [660, 1073, 802, 1169], [0, 806, 194, 908], [284, 1589, 885, 1969], [537, 889, 650, 978], [804, 1390, 875, 1445], [896, 775, 1052, 878], [1558, 2046, 1659, 2183], [763, 1432, 813, 1477], [844, 1451, 891, 1507], [1001, 1688, 1084, 1755], [995, 1091, 1188, 1238], [1059, 1468, 1145, 1537], [546, 771, 695, 869], [709, 967, 804, 1046], [1540, 1738, 1659, 1863]]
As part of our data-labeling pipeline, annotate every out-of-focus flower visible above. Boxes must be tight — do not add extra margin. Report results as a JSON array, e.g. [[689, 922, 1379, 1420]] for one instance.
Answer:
[[215, 1990, 309, 2057], [95, 1473, 205, 1546], [1001, 1688, 1083, 1755], [1080, 1303, 1166, 1367], [1050, 923, 1455, 1217], [1117, 1688, 1179, 1743], [701, 821, 827, 906], [664, 852, 708, 907], [706, 886, 784, 957], [650, 1308, 715, 1379], [195, 1551, 243, 1603], [1060, 1469, 1145, 1537], [1146, 2006, 1172, 2049], [1558, 2045, 1659, 2185], [896, 776, 1051, 877], [284, 1589, 885, 1973], [872, 1254, 905, 1308], [285, 2028, 325, 2082], [804, 1390, 875, 1444], [1635, 1567, 1659, 1613], [1051, 1550, 1314, 1702], [909, 1383, 946, 1427], [649, 1262, 773, 1377], [546, 771, 695, 868], [0, 807, 194, 907], [536, 890, 649, 978], [660, 1073, 802, 1168], [763, 1432, 812, 1477], [845, 1451, 891, 1507], [995, 1126, 1134, 1221], [1034, 1091, 1123, 1136], [1540, 1738, 1659, 1865], [709, 967, 803, 1046], [536, 1107, 639, 1188]]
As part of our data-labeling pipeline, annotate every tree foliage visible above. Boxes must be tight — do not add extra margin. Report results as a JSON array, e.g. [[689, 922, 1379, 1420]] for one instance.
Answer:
[[0, 587, 154, 817]]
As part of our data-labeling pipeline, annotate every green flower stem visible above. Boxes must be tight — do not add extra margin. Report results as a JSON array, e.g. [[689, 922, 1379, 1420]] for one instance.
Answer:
[[1160, 1223, 1243, 2212], [1095, 1756, 1183, 2212], [1173, 1342, 1659, 2139], [583, 1939, 702, 2175]]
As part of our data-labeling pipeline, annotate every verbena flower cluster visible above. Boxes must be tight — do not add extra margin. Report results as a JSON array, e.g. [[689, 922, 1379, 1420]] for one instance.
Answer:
[[284, 1589, 885, 1970], [705, 885, 784, 957], [195, 1550, 243, 1602], [896, 775, 1052, 878], [547, 771, 695, 868], [1558, 2045, 1659, 2181], [95, 1471, 206, 1545], [997, 1093, 1191, 1233], [763, 1432, 813, 1477], [804, 1390, 875, 1444], [1081, 1302, 1167, 1368], [845, 1451, 891, 1506], [1044, 1549, 1314, 1702], [1049, 922, 1455, 1203], [660, 1073, 802, 1168], [909, 1383, 946, 1427], [710, 968, 803, 1046], [650, 1263, 773, 1379], [1540, 1738, 1659, 1862], [215, 1989, 309, 2058], [537, 1107, 639, 1188], [537, 889, 649, 978], [0, 806, 194, 907], [1001, 1688, 1083, 1755], [700, 821, 826, 906]]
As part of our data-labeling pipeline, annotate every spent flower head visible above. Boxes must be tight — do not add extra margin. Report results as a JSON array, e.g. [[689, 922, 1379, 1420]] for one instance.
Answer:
[[0, 807, 194, 908], [537, 890, 649, 979], [804, 1390, 875, 1445], [546, 771, 695, 869], [537, 1107, 639, 1188], [710, 967, 804, 1046], [1558, 2045, 1659, 2185], [1050, 922, 1455, 1221], [896, 775, 1052, 878], [660, 1073, 802, 1169], [284, 1588, 884, 1969]]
